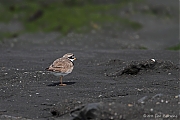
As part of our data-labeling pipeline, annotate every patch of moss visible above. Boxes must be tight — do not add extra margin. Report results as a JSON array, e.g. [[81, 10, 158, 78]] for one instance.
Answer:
[[0, 32, 19, 42], [139, 46, 147, 50], [167, 44, 180, 51], [0, 0, 143, 35]]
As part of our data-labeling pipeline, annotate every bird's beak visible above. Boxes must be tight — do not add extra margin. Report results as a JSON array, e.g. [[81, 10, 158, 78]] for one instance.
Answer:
[[74, 58, 77, 60]]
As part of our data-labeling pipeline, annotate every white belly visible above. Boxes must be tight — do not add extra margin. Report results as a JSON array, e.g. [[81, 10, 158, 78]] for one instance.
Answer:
[[50, 71, 70, 77]]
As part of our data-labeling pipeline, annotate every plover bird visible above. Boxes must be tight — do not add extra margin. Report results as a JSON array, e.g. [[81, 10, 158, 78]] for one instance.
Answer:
[[46, 53, 76, 86]]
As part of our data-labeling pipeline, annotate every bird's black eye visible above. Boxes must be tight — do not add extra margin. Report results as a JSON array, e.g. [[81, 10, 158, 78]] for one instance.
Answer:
[[69, 56, 74, 59]]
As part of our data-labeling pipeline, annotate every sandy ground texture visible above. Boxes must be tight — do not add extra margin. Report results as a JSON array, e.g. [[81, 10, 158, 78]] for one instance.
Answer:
[[0, 47, 179, 120], [0, 0, 179, 120]]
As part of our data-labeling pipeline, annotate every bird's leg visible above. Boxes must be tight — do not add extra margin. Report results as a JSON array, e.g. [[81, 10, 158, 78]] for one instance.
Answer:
[[59, 76, 66, 86]]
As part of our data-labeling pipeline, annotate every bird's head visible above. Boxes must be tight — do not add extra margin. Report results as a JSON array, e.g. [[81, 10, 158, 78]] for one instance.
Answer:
[[63, 53, 76, 62]]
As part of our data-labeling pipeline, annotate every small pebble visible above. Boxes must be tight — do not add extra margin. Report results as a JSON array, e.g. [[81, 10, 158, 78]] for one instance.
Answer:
[[110, 116, 113, 119], [34, 105, 38, 107], [175, 96, 178, 98], [77, 101, 81, 104], [156, 102, 160, 104], [168, 73, 171, 75], [128, 104, 133, 107], [151, 58, 156, 62], [98, 95, 102, 97]]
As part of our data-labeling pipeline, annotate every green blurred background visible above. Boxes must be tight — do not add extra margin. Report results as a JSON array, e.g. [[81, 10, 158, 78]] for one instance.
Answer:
[[0, 0, 179, 50], [0, 0, 142, 34]]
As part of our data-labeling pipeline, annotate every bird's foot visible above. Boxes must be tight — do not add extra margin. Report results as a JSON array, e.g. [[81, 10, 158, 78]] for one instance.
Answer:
[[59, 84, 67, 86]]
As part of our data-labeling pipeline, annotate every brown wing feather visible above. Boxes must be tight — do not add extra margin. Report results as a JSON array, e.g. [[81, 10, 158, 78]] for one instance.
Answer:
[[47, 58, 73, 73]]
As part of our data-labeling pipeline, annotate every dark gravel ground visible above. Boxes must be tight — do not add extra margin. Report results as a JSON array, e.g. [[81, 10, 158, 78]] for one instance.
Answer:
[[0, 47, 179, 120], [0, 0, 179, 120]]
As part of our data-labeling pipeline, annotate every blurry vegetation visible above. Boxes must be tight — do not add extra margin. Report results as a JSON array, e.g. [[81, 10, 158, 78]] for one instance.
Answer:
[[167, 44, 180, 51], [0, 0, 143, 35], [0, 32, 18, 43], [139, 5, 172, 18], [138, 46, 147, 50]]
